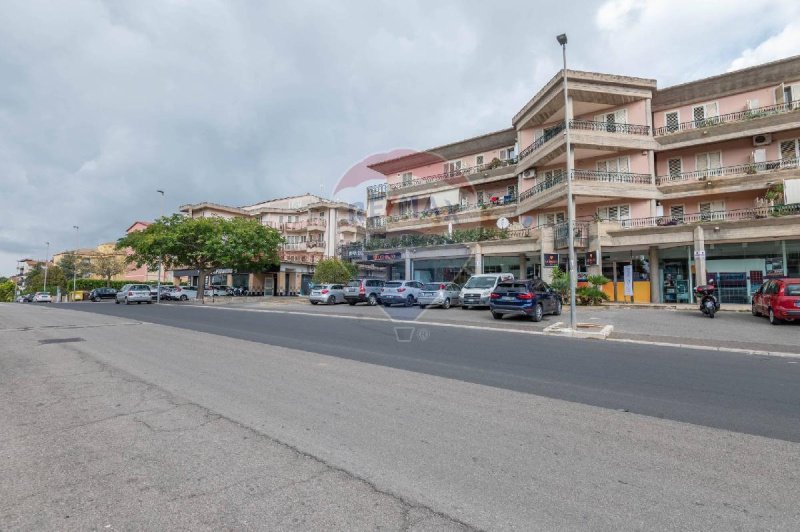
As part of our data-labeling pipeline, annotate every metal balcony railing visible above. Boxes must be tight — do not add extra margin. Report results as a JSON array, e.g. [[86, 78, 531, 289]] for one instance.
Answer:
[[618, 203, 800, 229], [385, 196, 517, 225], [554, 221, 589, 249], [656, 158, 799, 184], [365, 227, 533, 251], [367, 216, 387, 230], [367, 183, 388, 199], [387, 158, 517, 193], [569, 120, 651, 135], [518, 169, 651, 203], [518, 173, 566, 202], [654, 99, 800, 136], [518, 123, 565, 162]]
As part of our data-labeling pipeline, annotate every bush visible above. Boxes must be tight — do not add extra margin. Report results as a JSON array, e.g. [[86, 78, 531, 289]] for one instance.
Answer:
[[549, 267, 570, 301], [576, 286, 609, 306], [587, 275, 610, 288], [313, 258, 357, 285], [0, 280, 15, 302]]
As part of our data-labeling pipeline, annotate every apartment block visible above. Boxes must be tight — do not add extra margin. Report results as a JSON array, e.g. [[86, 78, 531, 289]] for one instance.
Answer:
[[179, 194, 365, 295], [363, 55, 800, 304]]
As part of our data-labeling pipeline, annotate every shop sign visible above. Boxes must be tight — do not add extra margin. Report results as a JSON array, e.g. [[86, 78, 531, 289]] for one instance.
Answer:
[[213, 268, 233, 275], [693, 250, 706, 258], [766, 258, 784, 277], [623, 265, 634, 296], [367, 252, 402, 261], [585, 252, 597, 266], [543, 253, 559, 267]]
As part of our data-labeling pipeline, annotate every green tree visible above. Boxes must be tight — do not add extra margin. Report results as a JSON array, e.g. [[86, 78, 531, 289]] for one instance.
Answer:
[[0, 280, 15, 302], [24, 264, 69, 295], [117, 214, 283, 302], [59, 252, 90, 284], [312, 258, 357, 285], [91, 253, 127, 286]]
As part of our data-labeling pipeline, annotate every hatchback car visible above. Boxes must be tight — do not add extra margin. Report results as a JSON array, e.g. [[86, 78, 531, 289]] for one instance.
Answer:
[[489, 279, 562, 322], [115, 284, 153, 304], [89, 287, 117, 302], [344, 278, 385, 306], [32, 292, 52, 303], [309, 284, 345, 305], [752, 278, 800, 324], [418, 282, 461, 309], [381, 280, 424, 307]]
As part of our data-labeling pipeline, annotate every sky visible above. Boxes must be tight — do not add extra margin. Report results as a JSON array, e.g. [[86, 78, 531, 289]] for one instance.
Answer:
[[2, 0, 800, 275]]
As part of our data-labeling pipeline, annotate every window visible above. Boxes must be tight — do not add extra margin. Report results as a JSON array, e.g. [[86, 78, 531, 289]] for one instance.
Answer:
[[595, 109, 627, 132], [780, 139, 799, 165], [667, 158, 682, 179], [443, 161, 462, 173], [597, 204, 631, 221], [538, 212, 566, 226], [696, 152, 722, 176], [477, 191, 485, 204], [476, 155, 484, 166], [699, 200, 725, 220], [401, 172, 412, 186], [507, 185, 517, 198], [669, 205, 685, 221], [399, 200, 414, 216], [692, 102, 719, 124], [499, 147, 515, 160], [665, 111, 680, 132], [596, 156, 631, 179]]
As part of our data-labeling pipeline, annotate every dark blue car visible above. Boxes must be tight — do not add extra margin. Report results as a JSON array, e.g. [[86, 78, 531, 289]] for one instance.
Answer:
[[489, 279, 562, 322]]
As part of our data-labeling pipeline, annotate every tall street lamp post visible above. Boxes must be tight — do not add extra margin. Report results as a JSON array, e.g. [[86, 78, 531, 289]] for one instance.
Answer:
[[156, 189, 164, 303], [73, 226, 79, 294], [43, 241, 50, 292], [557, 33, 577, 332]]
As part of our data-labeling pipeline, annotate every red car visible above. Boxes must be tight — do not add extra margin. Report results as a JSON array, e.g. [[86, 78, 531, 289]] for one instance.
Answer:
[[752, 278, 800, 325]]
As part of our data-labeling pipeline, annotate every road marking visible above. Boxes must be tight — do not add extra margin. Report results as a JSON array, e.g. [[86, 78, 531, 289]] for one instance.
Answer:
[[184, 305, 800, 359]]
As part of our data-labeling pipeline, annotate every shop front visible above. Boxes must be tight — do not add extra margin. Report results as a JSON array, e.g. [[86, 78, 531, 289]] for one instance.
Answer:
[[483, 254, 541, 280], [412, 257, 475, 285], [600, 251, 651, 303]]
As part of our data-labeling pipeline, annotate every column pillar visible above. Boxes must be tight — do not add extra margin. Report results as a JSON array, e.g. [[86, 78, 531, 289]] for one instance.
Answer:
[[404, 249, 412, 280], [474, 244, 483, 275], [539, 226, 554, 283], [518, 254, 527, 280], [693, 226, 707, 285], [649, 246, 660, 303]]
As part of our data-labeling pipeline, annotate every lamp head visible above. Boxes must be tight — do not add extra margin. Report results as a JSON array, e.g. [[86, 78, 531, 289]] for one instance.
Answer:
[[556, 34, 568, 46]]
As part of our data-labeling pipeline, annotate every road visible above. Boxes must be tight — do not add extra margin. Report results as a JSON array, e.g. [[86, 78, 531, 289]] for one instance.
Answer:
[[2, 303, 800, 530]]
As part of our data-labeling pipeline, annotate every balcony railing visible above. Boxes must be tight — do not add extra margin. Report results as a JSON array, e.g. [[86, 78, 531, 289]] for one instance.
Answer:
[[554, 221, 589, 249], [366, 227, 533, 251], [367, 183, 388, 199], [518, 173, 566, 202], [656, 157, 799, 185], [367, 215, 387, 230], [569, 119, 651, 135], [617, 203, 800, 229], [654, 99, 800, 136], [386, 196, 517, 225], [282, 242, 308, 251], [281, 218, 327, 231], [518, 169, 651, 203], [518, 123, 565, 162], [388, 158, 518, 193]]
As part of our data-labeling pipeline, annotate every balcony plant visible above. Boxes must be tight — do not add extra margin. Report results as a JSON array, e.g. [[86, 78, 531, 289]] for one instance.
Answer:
[[486, 157, 503, 170]]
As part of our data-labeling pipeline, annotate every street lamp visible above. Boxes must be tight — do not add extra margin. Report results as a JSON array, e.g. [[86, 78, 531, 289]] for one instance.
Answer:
[[73, 226, 79, 294], [156, 189, 165, 303], [557, 33, 577, 331], [43, 241, 50, 292]]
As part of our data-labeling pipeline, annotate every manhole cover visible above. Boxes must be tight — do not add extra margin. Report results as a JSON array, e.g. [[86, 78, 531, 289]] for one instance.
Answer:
[[38, 337, 85, 345]]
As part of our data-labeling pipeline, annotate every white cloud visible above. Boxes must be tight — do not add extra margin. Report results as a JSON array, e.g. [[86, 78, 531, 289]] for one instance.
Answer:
[[728, 21, 800, 71]]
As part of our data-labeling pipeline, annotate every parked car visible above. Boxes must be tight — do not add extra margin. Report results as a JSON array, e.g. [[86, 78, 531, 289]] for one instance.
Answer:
[[89, 287, 117, 302], [16, 293, 33, 303], [417, 282, 462, 309], [460, 273, 515, 309], [344, 278, 385, 306], [309, 284, 345, 305], [489, 279, 562, 322], [381, 280, 424, 307], [167, 286, 212, 301], [115, 284, 153, 305], [32, 292, 52, 303], [752, 278, 800, 325]]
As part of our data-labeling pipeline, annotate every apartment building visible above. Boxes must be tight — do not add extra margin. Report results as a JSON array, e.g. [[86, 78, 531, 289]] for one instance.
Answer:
[[364, 55, 800, 304], [179, 193, 365, 295]]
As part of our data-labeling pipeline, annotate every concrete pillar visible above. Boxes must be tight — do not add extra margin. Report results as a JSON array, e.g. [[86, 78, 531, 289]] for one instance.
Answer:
[[649, 199, 658, 218], [693, 226, 707, 285], [539, 226, 554, 283], [782, 240, 788, 276], [518, 254, 527, 280], [649, 246, 660, 303], [404, 250, 412, 280], [474, 244, 483, 275], [587, 221, 602, 277]]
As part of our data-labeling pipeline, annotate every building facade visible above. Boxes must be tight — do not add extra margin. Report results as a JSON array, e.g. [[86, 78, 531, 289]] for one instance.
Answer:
[[363, 55, 800, 304], [179, 194, 365, 295]]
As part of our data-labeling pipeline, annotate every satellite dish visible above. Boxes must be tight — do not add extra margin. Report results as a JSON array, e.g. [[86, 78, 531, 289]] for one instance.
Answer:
[[496, 217, 510, 230]]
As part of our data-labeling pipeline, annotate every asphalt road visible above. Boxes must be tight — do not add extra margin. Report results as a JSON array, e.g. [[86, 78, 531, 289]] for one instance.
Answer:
[[60, 301, 800, 443]]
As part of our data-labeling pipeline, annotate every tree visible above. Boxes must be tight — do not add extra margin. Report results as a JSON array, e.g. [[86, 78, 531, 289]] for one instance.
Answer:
[[24, 264, 69, 295], [0, 280, 15, 302], [91, 253, 127, 286], [312, 258, 357, 285], [59, 252, 90, 283], [117, 214, 283, 302]]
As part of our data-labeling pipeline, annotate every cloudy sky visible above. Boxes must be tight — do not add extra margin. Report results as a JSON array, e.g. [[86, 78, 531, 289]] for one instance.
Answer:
[[2, 0, 800, 275]]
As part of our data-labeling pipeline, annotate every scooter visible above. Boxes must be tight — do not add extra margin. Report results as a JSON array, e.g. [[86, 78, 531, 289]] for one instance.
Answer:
[[695, 284, 720, 318]]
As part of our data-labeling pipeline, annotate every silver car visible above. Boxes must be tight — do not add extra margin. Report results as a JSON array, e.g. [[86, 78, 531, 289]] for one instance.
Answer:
[[309, 284, 345, 305], [418, 282, 462, 309], [115, 284, 153, 305]]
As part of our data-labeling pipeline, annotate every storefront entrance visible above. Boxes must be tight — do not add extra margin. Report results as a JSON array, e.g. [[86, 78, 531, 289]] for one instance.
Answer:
[[412, 257, 475, 285]]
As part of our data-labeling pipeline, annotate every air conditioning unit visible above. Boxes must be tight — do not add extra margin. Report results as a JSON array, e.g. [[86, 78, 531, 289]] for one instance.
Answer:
[[522, 168, 536, 179], [752, 133, 772, 146]]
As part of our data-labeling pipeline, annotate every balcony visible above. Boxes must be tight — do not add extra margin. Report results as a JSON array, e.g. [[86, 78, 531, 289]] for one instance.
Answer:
[[618, 203, 800, 229], [337, 218, 362, 230], [385, 197, 517, 231], [517, 169, 654, 211], [656, 157, 798, 186], [366, 227, 534, 251], [554, 221, 589, 249], [367, 183, 388, 200], [655, 100, 800, 137], [282, 242, 308, 251], [387, 159, 517, 199], [367, 215, 387, 231]]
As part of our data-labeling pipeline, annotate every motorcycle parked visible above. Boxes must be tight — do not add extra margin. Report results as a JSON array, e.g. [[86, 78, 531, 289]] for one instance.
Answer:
[[695, 284, 720, 318]]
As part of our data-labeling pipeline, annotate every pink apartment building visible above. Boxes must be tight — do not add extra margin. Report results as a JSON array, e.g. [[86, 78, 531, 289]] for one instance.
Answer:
[[364, 55, 800, 304]]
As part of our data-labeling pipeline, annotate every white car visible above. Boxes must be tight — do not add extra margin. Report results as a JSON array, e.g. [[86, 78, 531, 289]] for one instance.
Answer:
[[460, 273, 515, 309], [168, 286, 213, 301], [32, 292, 52, 303], [115, 284, 153, 305], [309, 284, 346, 305], [380, 280, 425, 307]]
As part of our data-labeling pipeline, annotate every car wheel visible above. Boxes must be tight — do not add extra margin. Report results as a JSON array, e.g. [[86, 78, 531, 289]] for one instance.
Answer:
[[125, 298, 130, 305], [180, 295, 188, 301], [553, 300, 562, 316], [384, 302, 391, 307], [751, 302, 759, 316], [531, 303, 543, 322], [327, 296, 335, 305], [462, 305, 471, 310], [146, 301, 152, 304], [419, 304, 427, 309], [115, 299, 120, 304], [348, 301, 356, 306], [442, 298, 451, 309], [492, 312, 502, 320], [93, 296, 100, 302], [769, 308, 782, 325], [405, 295, 414, 307], [368, 294, 378, 306], [311, 301, 318, 305]]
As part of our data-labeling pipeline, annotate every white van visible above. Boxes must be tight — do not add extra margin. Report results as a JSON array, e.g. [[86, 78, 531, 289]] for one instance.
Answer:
[[460, 273, 515, 309]]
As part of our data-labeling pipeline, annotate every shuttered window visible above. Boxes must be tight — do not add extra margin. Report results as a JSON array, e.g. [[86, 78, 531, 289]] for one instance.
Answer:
[[597, 204, 631, 221], [696, 152, 722, 176], [668, 158, 682, 179], [699, 200, 725, 220], [669, 205, 685, 221], [693, 102, 719, 123], [443, 161, 462, 173], [538, 212, 566, 226], [401, 172, 412, 185], [665, 111, 679, 132]]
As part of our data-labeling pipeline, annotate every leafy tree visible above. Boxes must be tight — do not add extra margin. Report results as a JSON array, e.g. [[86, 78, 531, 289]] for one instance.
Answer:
[[59, 252, 90, 284], [549, 267, 570, 301], [0, 276, 8, 284], [91, 253, 127, 286], [24, 264, 69, 295], [0, 280, 15, 302], [118, 214, 283, 302], [312, 258, 357, 285]]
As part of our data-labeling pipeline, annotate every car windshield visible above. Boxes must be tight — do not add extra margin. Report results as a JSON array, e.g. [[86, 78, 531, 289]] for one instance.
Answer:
[[494, 283, 528, 293], [423, 283, 445, 290], [347, 280, 360, 287], [786, 284, 800, 296], [385, 282, 402, 288], [464, 276, 497, 289]]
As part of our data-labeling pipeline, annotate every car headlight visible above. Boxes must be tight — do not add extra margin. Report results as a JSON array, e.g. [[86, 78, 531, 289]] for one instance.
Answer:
[[481, 290, 491, 297]]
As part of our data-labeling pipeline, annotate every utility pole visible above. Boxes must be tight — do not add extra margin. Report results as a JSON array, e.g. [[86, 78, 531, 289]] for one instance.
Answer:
[[156, 189, 164, 302], [73, 226, 79, 294], [43, 242, 50, 292]]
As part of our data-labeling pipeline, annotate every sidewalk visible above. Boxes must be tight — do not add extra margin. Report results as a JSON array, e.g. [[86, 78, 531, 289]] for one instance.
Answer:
[[601, 302, 751, 312]]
